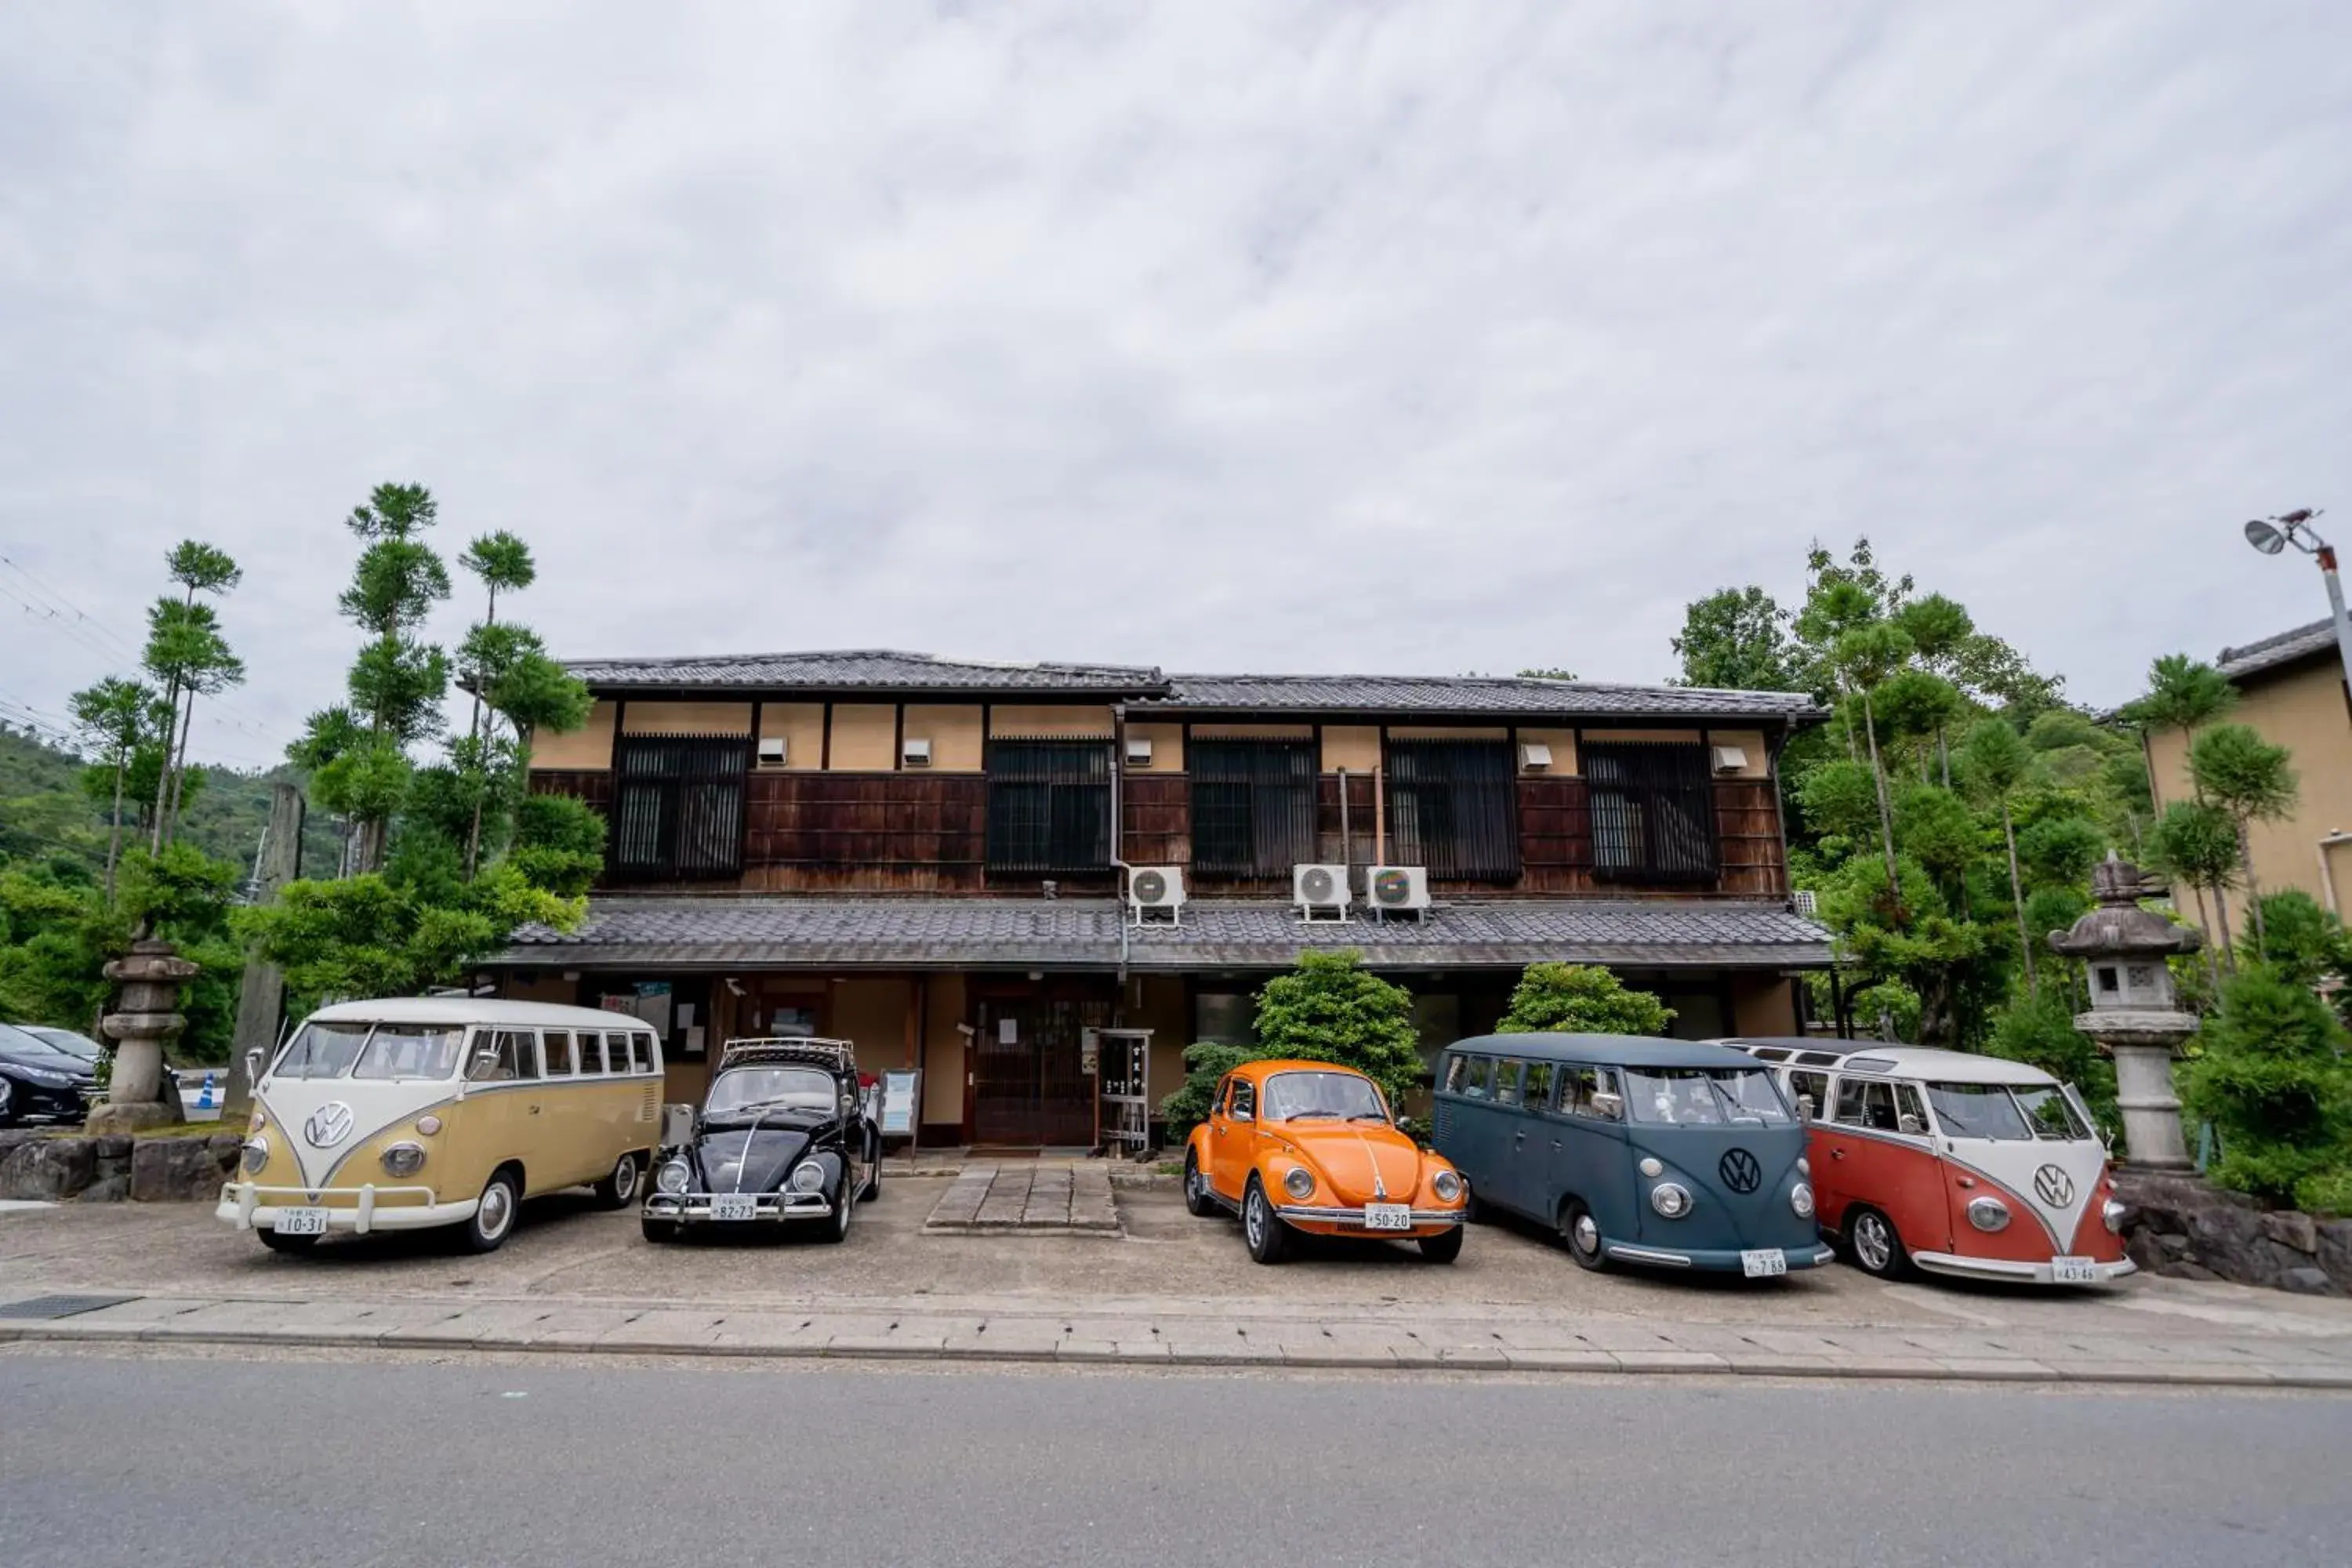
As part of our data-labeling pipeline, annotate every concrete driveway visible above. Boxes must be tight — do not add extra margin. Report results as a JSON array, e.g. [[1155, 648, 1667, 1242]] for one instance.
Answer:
[[5, 1177, 2349, 1347]]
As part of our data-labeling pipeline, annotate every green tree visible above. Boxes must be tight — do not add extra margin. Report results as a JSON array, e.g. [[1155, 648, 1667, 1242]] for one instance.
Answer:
[[1249, 950, 1422, 1116], [1986, 987, 2118, 1139], [2239, 891, 2350, 988], [1958, 718, 2041, 996], [1494, 962, 1673, 1036], [68, 676, 154, 902], [2149, 800, 2241, 982], [1157, 1040, 1274, 1141], [2188, 724, 2297, 952], [2186, 964, 2352, 1207], [1833, 621, 1914, 891], [1671, 586, 1798, 691]]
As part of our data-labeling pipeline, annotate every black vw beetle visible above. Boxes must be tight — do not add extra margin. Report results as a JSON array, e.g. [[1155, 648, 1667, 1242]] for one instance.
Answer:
[[642, 1038, 880, 1244]]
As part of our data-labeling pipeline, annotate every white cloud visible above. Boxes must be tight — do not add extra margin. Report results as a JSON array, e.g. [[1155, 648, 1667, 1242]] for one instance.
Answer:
[[1, 1, 2346, 767]]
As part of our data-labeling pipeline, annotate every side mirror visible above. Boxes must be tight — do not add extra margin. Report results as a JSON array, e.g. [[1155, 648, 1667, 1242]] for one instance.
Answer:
[[1897, 1113, 1922, 1136], [1589, 1091, 1624, 1121], [466, 1046, 501, 1082], [245, 1047, 264, 1086]]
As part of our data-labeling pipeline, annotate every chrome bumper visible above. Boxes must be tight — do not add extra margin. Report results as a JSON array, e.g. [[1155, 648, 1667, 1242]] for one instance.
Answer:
[[1605, 1241, 1838, 1271], [644, 1191, 833, 1223], [1274, 1203, 1464, 1227], [216, 1181, 469, 1236], [1913, 1250, 2137, 1285]]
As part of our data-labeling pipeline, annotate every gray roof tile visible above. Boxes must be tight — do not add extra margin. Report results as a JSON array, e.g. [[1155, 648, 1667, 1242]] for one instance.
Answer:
[[2216, 619, 2340, 684], [1153, 673, 1821, 720], [562, 649, 1166, 694], [499, 897, 1831, 971]]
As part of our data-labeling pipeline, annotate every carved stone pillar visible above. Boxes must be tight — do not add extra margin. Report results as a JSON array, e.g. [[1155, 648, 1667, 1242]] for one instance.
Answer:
[[88, 938, 202, 1136]]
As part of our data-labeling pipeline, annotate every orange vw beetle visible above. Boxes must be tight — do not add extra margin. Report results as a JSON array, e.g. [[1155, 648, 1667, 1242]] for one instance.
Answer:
[[1181, 1059, 1470, 1263]]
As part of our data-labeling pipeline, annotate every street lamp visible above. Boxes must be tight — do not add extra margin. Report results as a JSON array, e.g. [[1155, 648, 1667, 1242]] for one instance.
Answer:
[[2241, 508, 2352, 699]]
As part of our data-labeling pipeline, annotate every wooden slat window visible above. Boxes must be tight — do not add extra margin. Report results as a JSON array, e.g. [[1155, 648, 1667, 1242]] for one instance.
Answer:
[[985, 740, 1112, 875], [1584, 740, 1719, 884], [1189, 739, 1316, 877], [612, 734, 748, 882], [1384, 738, 1520, 881]]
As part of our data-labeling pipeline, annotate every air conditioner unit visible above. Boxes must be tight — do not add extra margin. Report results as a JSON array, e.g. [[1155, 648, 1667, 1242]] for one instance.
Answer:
[[1367, 865, 1432, 918], [1710, 744, 1749, 776], [1127, 865, 1185, 926], [901, 737, 933, 768], [1791, 889, 1819, 916], [756, 736, 787, 767], [1292, 863, 1351, 922], [1519, 742, 1553, 771], [1124, 735, 1154, 766]]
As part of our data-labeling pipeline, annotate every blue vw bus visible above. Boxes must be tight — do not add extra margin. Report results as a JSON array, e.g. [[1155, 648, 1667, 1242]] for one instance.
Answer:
[[1432, 1034, 1832, 1277]]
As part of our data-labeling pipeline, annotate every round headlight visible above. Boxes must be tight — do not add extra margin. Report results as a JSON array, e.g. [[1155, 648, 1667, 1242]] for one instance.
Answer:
[[1431, 1169, 1462, 1203], [379, 1142, 426, 1178], [1795, 1156, 1810, 1178], [240, 1136, 270, 1175], [2103, 1197, 2128, 1234], [1638, 1156, 1664, 1178], [1790, 1181, 1815, 1218], [1967, 1196, 2011, 1233], [655, 1160, 691, 1196], [1282, 1166, 1316, 1201], [789, 1160, 827, 1194], [1650, 1182, 1691, 1219]]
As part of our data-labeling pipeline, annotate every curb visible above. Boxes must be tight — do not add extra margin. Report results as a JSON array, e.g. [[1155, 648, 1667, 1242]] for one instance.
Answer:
[[5, 1319, 2350, 1389]]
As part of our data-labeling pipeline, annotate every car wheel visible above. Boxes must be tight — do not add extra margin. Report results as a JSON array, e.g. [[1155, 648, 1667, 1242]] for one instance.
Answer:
[[641, 1217, 681, 1245], [1417, 1225, 1465, 1264], [457, 1168, 521, 1254], [257, 1229, 318, 1256], [1181, 1152, 1218, 1218], [1846, 1206, 1911, 1279], [1559, 1198, 1610, 1272], [591, 1152, 641, 1210], [815, 1181, 852, 1245], [1242, 1176, 1290, 1265]]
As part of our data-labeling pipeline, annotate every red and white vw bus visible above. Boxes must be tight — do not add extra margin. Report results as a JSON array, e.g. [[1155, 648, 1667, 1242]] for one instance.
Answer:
[[1719, 1041, 2132, 1287]]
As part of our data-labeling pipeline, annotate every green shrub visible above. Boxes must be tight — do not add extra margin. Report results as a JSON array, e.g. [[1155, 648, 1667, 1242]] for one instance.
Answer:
[[2186, 964, 2352, 1206], [1986, 988, 2117, 1142], [1157, 1040, 1272, 1142], [1495, 962, 1674, 1037], [1250, 949, 1423, 1113]]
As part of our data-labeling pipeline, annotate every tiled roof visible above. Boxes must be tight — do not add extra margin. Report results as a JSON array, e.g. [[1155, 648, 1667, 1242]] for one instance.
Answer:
[[2216, 619, 2341, 684], [1154, 673, 1821, 721], [499, 897, 1831, 971], [561, 649, 1166, 694], [560, 649, 1824, 724]]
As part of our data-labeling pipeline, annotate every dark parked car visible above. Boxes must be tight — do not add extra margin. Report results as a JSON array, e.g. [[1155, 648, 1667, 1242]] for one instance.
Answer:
[[642, 1038, 880, 1243], [0, 1022, 99, 1126], [23, 1026, 183, 1102]]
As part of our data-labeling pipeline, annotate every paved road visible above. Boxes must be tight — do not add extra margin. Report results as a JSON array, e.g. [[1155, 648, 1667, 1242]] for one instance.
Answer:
[[1, 1352, 2340, 1566]]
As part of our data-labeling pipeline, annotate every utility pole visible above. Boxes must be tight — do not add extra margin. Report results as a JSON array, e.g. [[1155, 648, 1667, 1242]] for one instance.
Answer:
[[2243, 508, 2352, 700], [223, 782, 303, 1118]]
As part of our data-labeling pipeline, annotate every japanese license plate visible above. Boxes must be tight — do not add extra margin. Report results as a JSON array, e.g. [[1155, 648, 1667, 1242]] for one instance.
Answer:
[[711, 1194, 758, 1221], [2050, 1254, 2100, 1284], [1740, 1247, 1788, 1278], [274, 1208, 328, 1236], [1363, 1203, 1413, 1232]]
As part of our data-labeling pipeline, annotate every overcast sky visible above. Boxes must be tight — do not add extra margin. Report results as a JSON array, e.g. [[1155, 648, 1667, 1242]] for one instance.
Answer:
[[2, 2, 2347, 770]]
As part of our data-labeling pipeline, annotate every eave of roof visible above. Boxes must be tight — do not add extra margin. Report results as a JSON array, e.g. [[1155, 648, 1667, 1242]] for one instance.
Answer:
[[2215, 619, 2341, 684]]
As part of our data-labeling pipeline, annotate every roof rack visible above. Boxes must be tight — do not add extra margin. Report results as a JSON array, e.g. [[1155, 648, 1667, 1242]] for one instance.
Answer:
[[718, 1036, 857, 1074]]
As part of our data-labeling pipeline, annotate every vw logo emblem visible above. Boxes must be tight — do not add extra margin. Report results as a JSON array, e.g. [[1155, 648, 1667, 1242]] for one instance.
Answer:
[[303, 1102, 356, 1149], [2034, 1164, 2075, 1207], [1719, 1148, 1762, 1194]]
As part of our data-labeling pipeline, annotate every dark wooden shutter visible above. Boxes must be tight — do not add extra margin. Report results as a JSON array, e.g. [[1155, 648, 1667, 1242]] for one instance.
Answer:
[[612, 734, 749, 881], [1384, 738, 1520, 881], [1584, 741, 1719, 884], [1189, 739, 1316, 877], [985, 740, 1112, 875]]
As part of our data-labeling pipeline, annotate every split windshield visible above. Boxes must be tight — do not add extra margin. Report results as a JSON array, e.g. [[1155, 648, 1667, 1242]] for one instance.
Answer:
[[706, 1065, 837, 1116], [1263, 1071, 1388, 1123], [274, 1021, 466, 1080], [1926, 1080, 2092, 1142], [1624, 1067, 1791, 1126]]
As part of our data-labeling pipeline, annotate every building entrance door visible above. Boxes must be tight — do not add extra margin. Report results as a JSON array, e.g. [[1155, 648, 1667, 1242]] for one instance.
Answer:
[[972, 992, 1110, 1146]]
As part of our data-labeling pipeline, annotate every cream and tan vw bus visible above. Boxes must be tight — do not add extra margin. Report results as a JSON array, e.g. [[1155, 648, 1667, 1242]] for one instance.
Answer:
[[219, 998, 664, 1254]]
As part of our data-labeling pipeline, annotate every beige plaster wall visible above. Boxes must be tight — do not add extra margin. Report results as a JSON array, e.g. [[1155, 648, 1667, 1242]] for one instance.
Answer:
[[1321, 725, 1381, 772], [622, 701, 753, 736], [1515, 727, 1578, 774], [828, 704, 898, 771], [757, 702, 826, 771], [921, 972, 969, 1126], [989, 704, 1116, 738], [833, 976, 914, 1073], [532, 702, 617, 770], [1125, 721, 1185, 773], [903, 705, 985, 771]]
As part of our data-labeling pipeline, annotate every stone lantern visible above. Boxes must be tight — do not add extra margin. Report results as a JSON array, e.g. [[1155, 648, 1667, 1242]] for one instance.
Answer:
[[87, 937, 201, 1136], [2047, 854, 2202, 1171]]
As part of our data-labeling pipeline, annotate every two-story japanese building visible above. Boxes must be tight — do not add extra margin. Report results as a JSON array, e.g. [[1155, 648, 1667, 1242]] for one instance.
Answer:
[[486, 651, 1832, 1148]]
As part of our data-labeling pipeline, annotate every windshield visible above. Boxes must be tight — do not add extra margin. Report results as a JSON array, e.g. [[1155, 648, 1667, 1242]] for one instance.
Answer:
[[1624, 1067, 1791, 1126], [352, 1025, 466, 1080], [0, 1024, 88, 1065], [1929, 1080, 2091, 1141], [29, 1029, 102, 1062], [1263, 1071, 1388, 1123], [272, 1021, 372, 1080], [706, 1065, 838, 1116]]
